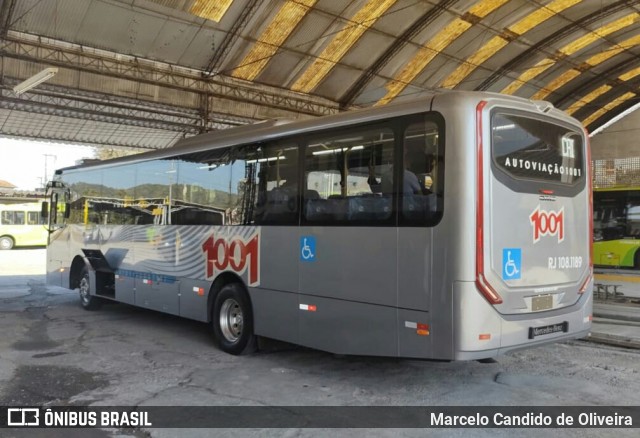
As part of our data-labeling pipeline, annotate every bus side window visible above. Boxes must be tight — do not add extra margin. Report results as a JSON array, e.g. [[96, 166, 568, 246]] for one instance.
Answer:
[[304, 126, 394, 224], [1, 211, 12, 225], [248, 142, 300, 225], [27, 211, 40, 225], [401, 118, 444, 226], [2, 211, 26, 225]]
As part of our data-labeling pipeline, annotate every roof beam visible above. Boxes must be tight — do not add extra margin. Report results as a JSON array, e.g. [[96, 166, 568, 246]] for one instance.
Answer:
[[375, 0, 510, 106], [231, 0, 317, 81], [205, 0, 261, 75], [0, 90, 202, 133], [338, 0, 457, 109], [552, 56, 639, 109], [475, 0, 633, 91], [0, 0, 16, 37], [0, 125, 180, 150], [579, 89, 639, 129], [1, 31, 339, 118], [291, 0, 399, 94], [584, 93, 640, 131]]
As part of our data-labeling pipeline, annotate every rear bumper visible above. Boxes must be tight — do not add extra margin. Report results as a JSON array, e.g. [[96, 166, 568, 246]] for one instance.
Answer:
[[453, 281, 592, 360]]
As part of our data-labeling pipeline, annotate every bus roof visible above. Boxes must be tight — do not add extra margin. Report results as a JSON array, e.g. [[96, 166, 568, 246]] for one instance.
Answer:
[[0, 202, 43, 210], [55, 90, 580, 174]]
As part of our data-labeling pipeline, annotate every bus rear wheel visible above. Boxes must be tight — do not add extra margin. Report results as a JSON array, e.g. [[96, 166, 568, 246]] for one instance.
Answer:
[[78, 266, 102, 310], [0, 236, 14, 250], [213, 283, 256, 355]]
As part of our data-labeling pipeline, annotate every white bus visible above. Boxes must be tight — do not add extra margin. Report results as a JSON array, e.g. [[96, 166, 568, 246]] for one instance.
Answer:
[[45, 91, 592, 360]]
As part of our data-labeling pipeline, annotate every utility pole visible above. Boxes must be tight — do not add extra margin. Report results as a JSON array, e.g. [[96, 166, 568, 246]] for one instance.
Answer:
[[43, 154, 56, 186]]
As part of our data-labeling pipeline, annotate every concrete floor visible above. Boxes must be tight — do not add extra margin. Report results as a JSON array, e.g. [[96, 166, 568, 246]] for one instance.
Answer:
[[1, 249, 639, 437]]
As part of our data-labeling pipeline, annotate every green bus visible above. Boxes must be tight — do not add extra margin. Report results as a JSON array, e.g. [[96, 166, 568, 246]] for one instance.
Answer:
[[593, 187, 640, 269], [0, 202, 48, 250]]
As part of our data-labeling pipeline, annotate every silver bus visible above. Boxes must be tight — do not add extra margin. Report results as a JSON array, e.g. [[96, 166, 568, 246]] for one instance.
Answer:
[[45, 91, 592, 360]]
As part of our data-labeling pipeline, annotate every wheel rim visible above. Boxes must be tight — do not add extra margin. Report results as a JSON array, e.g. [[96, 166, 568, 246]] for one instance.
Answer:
[[79, 276, 90, 304], [219, 298, 243, 343], [0, 238, 11, 250]]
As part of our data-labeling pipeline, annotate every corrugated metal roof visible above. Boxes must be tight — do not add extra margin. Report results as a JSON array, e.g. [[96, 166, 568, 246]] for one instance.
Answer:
[[2, 0, 640, 150]]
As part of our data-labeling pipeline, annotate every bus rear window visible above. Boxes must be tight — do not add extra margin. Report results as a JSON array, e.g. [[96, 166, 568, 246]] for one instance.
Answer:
[[491, 113, 584, 186]]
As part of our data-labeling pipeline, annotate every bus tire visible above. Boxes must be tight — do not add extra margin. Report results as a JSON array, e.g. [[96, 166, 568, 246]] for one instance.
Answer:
[[78, 266, 102, 311], [0, 236, 14, 250], [634, 251, 640, 270], [212, 283, 256, 355]]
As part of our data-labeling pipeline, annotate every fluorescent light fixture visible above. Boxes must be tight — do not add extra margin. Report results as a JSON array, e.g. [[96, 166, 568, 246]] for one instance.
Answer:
[[245, 156, 286, 163], [312, 145, 364, 155], [493, 124, 516, 131], [13, 67, 58, 95]]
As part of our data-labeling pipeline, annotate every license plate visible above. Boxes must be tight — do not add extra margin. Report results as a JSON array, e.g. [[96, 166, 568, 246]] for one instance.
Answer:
[[532, 294, 553, 311], [529, 322, 568, 339]]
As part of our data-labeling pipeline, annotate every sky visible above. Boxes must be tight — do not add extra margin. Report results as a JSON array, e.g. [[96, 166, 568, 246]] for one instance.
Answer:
[[0, 138, 95, 191]]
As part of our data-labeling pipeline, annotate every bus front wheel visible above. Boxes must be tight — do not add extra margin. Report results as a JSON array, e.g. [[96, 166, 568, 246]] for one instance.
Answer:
[[0, 236, 14, 250], [78, 267, 102, 311], [212, 283, 256, 355]]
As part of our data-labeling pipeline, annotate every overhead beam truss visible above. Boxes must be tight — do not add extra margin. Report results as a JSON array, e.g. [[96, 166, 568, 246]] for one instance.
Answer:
[[0, 85, 249, 133], [1, 31, 340, 117]]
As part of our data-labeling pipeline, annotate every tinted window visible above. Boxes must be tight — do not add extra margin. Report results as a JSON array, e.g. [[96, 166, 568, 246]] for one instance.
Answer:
[[492, 113, 584, 186], [1, 211, 25, 225], [27, 211, 41, 225], [243, 142, 299, 225], [99, 165, 139, 225], [304, 127, 394, 224], [176, 147, 247, 225], [594, 190, 640, 241], [401, 119, 444, 226], [66, 162, 171, 226], [173, 152, 231, 225], [65, 168, 103, 225]]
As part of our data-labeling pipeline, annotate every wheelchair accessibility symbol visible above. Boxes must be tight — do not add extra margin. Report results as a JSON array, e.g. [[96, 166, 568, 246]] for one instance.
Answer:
[[300, 236, 316, 262], [502, 248, 521, 280]]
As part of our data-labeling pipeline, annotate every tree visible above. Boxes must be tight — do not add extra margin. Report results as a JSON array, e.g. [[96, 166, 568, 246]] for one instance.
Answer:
[[95, 147, 140, 161]]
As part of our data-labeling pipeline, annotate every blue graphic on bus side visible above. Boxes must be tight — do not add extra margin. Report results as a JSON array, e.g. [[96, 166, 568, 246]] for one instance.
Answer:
[[502, 248, 521, 280], [300, 236, 316, 262]]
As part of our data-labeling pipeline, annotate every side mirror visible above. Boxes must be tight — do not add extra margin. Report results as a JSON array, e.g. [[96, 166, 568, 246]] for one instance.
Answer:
[[41, 202, 49, 218], [65, 203, 71, 219]]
